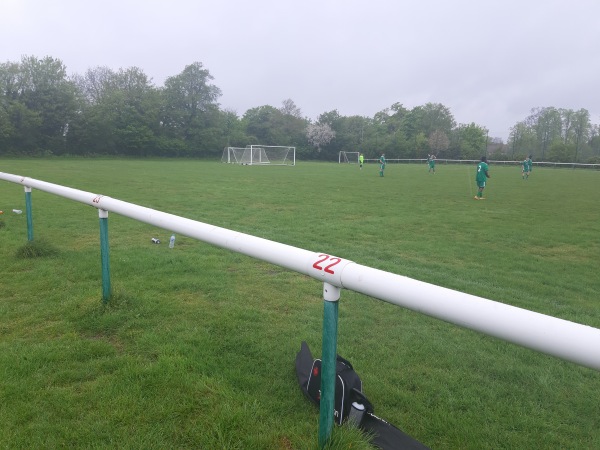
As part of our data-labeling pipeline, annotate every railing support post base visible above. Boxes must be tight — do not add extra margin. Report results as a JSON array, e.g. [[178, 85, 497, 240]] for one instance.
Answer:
[[99, 209, 111, 303], [318, 282, 341, 448]]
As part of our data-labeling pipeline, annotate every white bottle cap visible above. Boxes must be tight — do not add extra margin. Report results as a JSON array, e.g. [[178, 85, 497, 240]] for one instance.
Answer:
[[351, 402, 365, 411]]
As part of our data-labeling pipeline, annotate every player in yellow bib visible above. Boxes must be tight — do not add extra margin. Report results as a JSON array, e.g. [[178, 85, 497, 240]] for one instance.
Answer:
[[359, 153, 364, 170]]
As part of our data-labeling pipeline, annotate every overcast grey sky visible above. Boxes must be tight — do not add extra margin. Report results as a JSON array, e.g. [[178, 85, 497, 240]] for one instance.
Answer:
[[2, 0, 599, 141]]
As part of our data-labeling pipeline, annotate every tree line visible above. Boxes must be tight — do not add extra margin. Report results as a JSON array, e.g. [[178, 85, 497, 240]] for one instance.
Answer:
[[1, 55, 599, 162], [509, 107, 600, 163]]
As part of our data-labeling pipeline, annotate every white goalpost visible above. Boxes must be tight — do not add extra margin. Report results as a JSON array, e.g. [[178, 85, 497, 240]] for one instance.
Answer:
[[339, 151, 359, 163], [222, 145, 295, 165]]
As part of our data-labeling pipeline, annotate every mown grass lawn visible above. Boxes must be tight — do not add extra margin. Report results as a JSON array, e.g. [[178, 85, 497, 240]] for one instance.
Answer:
[[1, 158, 599, 449]]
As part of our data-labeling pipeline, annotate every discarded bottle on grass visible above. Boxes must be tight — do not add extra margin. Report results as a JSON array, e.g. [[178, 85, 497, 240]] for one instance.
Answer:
[[169, 234, 175, 248], [151, 237, 160, 244], [13, 209, 22, 214]]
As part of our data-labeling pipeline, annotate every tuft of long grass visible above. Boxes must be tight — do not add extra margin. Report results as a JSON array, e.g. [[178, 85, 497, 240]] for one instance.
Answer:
[[15, 238, 60, 258]]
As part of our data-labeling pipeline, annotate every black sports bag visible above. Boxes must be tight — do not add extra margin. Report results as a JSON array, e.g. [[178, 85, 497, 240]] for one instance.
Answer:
[[295, 341, 430, 450], [304, 353, 362, 425]]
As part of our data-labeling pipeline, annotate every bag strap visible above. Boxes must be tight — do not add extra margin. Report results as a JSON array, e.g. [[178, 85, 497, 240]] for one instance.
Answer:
[[336, 354, 354, 370]]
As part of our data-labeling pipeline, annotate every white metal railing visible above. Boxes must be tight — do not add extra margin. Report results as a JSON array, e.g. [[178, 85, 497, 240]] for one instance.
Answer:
[[361, 158, 600, 169]]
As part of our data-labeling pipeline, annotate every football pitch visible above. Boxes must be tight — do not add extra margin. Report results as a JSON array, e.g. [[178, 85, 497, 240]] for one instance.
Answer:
[[1, 158, 599, 449]]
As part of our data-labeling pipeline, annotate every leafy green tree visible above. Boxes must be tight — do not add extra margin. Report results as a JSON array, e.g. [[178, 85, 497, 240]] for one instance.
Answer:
[[20, 56, 77, 154], [277, 100, 310, 153], [571, 109, 591, 162], [455, 123, 487, 159], [329, 115, 369, 156], [279, 98, 303, 118], [401, 104, 456, 157], [402, 106, 424, 143], [387, 102, 409, 132], [0, 56, 77, 154], [1, 101, 41, 154], [420, 102, 456, 137], [365, 112, 391, 156], [428, 129, 450, 157], [509, 121, 531, 159], [0, 62, 25, 153], [588, 124, 600, 161], [547, 141, 576, 162], [0, 61, 21, 100], [0, 101, 12, 144], [68, 66, 161, 156], [412, 132, 428, 158], [72, 66, 115, 105], [161, 62, 222, 155], [7, 54, 600, 162], [559, 108, 575, 144], [242, 105, 287, 145], [509, 107, 595, 162], [112, 67, 161, 156], [69, 67, 118, 154], [220, 108, 246, 148], [311, 110, 342, 160], [375, 103, 410, 157], [527, 107, 562, 159]]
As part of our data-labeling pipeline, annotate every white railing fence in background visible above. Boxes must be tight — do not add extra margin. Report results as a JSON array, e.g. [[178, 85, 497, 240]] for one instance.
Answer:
[[362, 158, 600, 169]]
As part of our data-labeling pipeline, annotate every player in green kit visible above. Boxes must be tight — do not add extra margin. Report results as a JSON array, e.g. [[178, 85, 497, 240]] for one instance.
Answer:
[[521, 157, 529, 179], [359, 153, 364, 170], [428, 154, 436, 174], [379, 153, 386, 177], [475, 156, 490, 199]]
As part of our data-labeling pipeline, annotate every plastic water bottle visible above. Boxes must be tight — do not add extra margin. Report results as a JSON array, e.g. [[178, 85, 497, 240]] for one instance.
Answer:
[[348, 402, 365, 427], [169, 234, 175, 248], [12, 209, 23, 214]]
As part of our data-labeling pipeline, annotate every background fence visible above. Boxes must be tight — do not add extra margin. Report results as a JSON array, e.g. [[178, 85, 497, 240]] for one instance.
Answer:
[[360, 158, 600, 169]]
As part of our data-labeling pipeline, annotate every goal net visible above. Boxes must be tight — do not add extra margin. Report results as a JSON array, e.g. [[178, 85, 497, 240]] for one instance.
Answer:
[[221, 147, 245, 164], [221, 145, 295, 165], [339, 151, 360, 163]]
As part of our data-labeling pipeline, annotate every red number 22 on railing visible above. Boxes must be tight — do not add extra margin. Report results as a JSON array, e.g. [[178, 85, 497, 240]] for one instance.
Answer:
[[312, 254, 341, 274]]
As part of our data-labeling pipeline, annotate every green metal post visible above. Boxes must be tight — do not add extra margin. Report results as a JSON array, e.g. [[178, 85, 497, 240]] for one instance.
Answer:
[[318, 282, 341, 448], [24, 186, 33, 241], [99, 209, 111, 303]]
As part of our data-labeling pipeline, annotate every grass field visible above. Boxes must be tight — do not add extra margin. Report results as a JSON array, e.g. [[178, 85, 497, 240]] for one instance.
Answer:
[[1, 158, 599, 449]]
